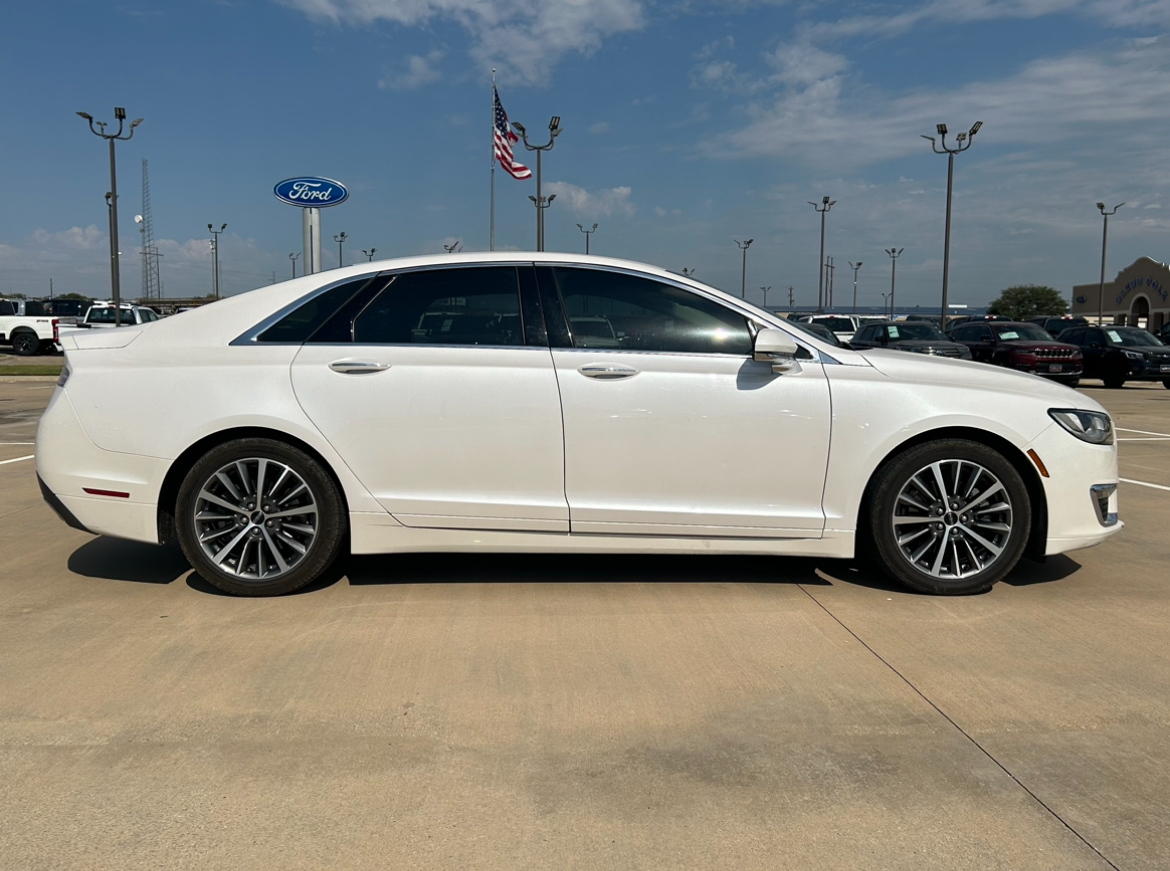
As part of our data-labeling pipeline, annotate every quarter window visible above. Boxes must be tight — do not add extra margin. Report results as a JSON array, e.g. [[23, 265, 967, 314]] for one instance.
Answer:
[[552, 267, 752, 355], [351, 267, 524, 346], [257, 277, 376, 343]]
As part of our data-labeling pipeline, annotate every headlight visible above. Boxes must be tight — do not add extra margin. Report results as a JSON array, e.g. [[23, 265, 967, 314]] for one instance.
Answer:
[[1122, 350, 1144, 360], [1048, 409, 1113, 445]]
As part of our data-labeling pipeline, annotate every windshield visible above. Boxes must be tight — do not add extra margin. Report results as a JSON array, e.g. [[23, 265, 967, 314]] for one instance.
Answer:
[[994, 324, 1052, 342], [891, 323, 945, 341], [1104, 327, 1163, 347], [87, 307, 134, 324], [813, 317, 856, 333]]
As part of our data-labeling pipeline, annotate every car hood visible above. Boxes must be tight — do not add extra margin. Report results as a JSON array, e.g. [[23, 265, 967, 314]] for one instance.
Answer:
[[856, 348, 1106, 412], [1119, 346, 1170, 358], [890, 339, 967, 350], [1001, 340, 1078, 351]]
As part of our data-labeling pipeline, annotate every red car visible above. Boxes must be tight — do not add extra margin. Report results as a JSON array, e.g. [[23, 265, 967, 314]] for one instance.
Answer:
[[950, 321, 1083, 386]]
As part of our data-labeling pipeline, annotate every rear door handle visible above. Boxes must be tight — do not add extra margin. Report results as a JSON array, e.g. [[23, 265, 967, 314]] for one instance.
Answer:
[[578, 363, 638, 379], [329, 359, 391, 374]]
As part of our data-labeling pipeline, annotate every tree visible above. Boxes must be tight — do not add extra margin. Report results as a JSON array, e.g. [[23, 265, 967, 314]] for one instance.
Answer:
[[60, 292, 89, 300], [986, 285, 1068, 320]]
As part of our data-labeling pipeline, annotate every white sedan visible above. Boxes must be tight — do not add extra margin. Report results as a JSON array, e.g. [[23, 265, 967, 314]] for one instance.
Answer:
[[36, 253, 1122, 597]]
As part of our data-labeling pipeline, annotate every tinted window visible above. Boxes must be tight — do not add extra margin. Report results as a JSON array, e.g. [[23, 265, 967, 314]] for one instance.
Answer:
[[1061, 328, 1084, 343], [856, 325, 876, 341], [351, 267, 523, 346], [0, 301, 14, 316], [258, 278, 375, 343], [993, 324, 1052, 341], [87, 307, 132, 324], [891, 323, 946, 341], [553, 267, 752, 355], [1103, 327, 1162, 347], [22, 301, 46, 316], [814, 317, 856, 334]]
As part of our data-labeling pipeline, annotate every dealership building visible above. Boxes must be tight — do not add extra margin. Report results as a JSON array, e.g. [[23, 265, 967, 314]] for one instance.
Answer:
[[1072, 256, 1170, 331]]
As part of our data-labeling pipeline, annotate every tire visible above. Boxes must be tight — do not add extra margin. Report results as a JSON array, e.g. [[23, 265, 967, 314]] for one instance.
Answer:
[[1063, 378, 1080, 389], [1103, 361, 1126, 389], [1162, 379, 1170, 390], [11, 331, 40, 356], [175, 438, 347, 596], [865, 439, 1031, 595]]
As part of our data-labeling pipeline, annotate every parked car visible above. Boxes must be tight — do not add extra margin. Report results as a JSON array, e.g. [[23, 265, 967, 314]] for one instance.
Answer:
[[40, 253, 1121, 598], [950, 321, 1083, 386], [787, 318, 844, 347], [849, 321, 972, 359], [40, 299, 92, 322], [0, 298, 60, 356], [1057, 325, 1170, 388], [797, 314, 857, 341], [1026, 315, 1089, 337]]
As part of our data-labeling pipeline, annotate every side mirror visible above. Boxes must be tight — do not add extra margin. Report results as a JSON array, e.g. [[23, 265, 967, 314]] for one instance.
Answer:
[[753, 328, 800, 372]]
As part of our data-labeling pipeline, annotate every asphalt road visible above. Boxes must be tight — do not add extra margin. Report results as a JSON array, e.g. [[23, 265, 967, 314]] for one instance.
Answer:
[[1, 378, 1168, 870]]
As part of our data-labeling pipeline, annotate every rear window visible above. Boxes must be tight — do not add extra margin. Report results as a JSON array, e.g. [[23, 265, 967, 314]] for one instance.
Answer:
[[257, 278, 376, 343]]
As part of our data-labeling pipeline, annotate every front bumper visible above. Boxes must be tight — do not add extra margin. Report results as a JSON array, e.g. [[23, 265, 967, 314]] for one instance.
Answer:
[[1025, 422, 1123, 556]]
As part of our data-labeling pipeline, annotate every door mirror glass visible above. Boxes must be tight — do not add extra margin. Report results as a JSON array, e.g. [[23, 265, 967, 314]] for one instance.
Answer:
[[753, 328, 799, 362]]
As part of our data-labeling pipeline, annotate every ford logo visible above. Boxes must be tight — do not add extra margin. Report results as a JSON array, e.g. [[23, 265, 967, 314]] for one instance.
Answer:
[[274, 177, 349, 208], [1075, 295, 1087, 304]]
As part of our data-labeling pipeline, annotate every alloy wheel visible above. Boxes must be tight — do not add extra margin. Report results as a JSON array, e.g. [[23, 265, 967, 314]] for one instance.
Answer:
[[890, 459, 1013, 580], [192, 457, 318, 581]]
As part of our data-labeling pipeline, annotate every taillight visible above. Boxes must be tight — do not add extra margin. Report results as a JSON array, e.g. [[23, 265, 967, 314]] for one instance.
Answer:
[[52, 318, 59, 343]]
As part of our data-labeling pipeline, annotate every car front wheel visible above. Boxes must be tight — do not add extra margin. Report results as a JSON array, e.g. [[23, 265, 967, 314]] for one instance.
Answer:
[[176, 438, 347, 596], [866, 439, 1031, 595], [11, 332, 40, 356]]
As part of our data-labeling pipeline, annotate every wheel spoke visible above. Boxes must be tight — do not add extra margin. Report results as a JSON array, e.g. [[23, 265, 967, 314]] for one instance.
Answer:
[[261, 528, 291, 574], [960, 481, 1003, 514], [199, 525, 239, 544], [199, 491, 247, 516], [267, 502, 317, 519], [212, 527, 251, 566], [897, 492, 931, 512], [897, 527, 931, 547], [958, 524, 1004, 557], [893, 515, 933, 526], [215, 471, 244, 502], [235, 461, 253, 497], [255, 459, 269, 506], [930, 462, 951, 503], [930, 528, 952, 576]]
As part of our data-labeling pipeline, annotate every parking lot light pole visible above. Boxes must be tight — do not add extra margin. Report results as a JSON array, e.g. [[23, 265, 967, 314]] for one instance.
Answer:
[[923, 121, 982, 327], [808, 196, 835, 313], [735, 239, 753, 299], [577, 223, 598, 254], [78, 107, 142, 326], [443, 241, 463, 253], [1096, 202, 1124, 325], [362, 248, 377, 262], [514, 116, 562, 251], [848, 262, 862, 315], [759, 286, 772, 309], [289, 252, 300, 278], [208, 224, 226, 299], [681, 267, 696, 277], [885, 248, 903, 318], [334, 231, 347, 268]]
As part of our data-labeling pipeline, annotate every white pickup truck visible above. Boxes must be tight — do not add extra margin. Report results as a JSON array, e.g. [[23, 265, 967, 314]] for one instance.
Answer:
[[0, 299, 61, 356], [56, 303, 161, 338]]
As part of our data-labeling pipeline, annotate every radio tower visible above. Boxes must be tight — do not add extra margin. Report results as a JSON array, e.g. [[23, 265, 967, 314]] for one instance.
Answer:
[[139, 159, 161, 299]]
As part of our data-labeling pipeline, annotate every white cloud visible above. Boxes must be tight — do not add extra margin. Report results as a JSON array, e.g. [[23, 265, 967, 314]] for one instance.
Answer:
[[589, 121, 612, 134], [378, 49, 445, 90], [545, 182, 636, 218], [279, 0, 646, 84]]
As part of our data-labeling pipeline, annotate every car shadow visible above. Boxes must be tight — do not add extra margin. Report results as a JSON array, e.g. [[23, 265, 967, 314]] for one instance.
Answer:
[[67, 537, 191, 585], [1000, 553, 1082, 586], [344, 552, 833, 589]]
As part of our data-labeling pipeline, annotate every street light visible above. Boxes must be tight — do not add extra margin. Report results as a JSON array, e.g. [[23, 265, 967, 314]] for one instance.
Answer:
[[1096, 202, 1124, 326], [334, 231, 348, 268], [443, 240, 463, 253], [922, 121, 982, 327], [208, 223, 226, 299], [885, 248, 903, 318], [759, 286, 772, 309], [807, 196, 835, 313], [362, 248, 377, 262], [514, 116, 562, 251], [848, 262, 862, 315], [681, 267, 696, 277], [289, 252, 300, 278], [577, 223, 598, 255], [78, 107, 143, 326], [734, 239, 753, 299]]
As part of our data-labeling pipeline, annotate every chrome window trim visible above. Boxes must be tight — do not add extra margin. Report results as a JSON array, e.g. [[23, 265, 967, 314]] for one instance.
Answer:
[[230, 261, 536, 347]]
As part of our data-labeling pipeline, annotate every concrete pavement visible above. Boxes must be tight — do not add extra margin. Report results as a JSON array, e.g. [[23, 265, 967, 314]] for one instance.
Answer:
[[1, 380, 1167, 870]]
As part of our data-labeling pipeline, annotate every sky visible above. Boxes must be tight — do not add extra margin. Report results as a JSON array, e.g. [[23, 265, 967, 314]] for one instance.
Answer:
[[2, 0, 1169, 312]]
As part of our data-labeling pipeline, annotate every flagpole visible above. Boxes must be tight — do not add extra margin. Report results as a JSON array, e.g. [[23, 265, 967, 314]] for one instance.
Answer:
[[490, 69, 496, 252]]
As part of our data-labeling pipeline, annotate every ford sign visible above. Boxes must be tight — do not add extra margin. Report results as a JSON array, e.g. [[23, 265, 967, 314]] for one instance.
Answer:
[[1076, 295, 1087, 304], [274, 177, 349, 208]]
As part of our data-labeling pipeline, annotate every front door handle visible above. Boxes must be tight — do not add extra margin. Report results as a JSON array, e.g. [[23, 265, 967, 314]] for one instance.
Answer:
[[578, 363, 638, 380], [329, 359, 391, 374]]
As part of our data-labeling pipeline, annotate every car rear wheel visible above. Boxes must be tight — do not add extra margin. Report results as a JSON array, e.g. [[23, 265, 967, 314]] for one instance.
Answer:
[[1162, 378, 1170, 390], [11, 331, 40, 356], [866, 439, 1031, 595], [1103, 362, 1127, 389], [176, 438, 347, 596]]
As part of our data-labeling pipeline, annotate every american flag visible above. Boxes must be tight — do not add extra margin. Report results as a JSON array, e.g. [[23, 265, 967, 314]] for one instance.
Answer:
[[493, 87, 531, 180]]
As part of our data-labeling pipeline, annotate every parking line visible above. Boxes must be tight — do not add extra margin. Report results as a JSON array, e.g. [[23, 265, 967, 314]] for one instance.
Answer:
[[0, 442, 35, 446], [0, 454, 34, 466], [1118, 427, 1170, 438], [1120, 477, 1170, 492], [1118, 437, 1170, 441]]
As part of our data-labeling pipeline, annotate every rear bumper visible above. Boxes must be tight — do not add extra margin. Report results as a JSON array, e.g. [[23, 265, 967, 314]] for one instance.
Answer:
[[35, 387, 167, 544]]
